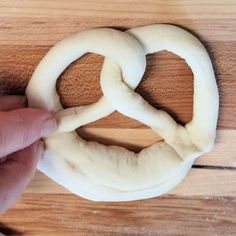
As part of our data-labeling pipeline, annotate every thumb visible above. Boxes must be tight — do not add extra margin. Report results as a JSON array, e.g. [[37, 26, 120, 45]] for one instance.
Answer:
[[0, 141, 44, 213], [0, 108, 56, 157]]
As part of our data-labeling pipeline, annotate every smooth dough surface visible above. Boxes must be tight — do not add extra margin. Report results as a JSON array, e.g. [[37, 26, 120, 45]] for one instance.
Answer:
[[26, 24, 219, 201]]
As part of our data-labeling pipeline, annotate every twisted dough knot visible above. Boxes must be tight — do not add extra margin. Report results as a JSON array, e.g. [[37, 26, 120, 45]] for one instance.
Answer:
[[26, 24, 219, 201]]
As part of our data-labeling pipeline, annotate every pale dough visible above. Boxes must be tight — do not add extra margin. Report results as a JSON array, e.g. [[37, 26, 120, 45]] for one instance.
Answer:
[[26, 24, 219, 201]]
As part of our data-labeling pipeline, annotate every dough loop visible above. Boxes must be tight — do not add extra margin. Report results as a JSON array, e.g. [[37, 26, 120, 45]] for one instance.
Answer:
[[26, 24, 219, 201]]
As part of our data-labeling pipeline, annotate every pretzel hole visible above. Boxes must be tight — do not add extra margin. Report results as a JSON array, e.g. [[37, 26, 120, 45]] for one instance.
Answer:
[[56, 51, 193, 152], [137, 51, 194, 125]]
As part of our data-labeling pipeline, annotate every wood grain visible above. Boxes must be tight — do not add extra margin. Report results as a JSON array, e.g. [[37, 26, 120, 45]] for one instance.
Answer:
[[0, 0, 236, 235], [1, 194, 236, 236]]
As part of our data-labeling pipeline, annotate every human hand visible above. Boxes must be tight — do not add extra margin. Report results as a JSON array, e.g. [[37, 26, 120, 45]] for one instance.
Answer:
[[0, 96, 56, 213]]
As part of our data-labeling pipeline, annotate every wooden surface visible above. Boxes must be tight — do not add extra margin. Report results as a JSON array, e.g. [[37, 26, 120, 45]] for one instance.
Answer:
[[0, 0, 236, 235]]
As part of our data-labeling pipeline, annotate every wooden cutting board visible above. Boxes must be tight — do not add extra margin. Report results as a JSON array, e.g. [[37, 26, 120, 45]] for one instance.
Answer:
[[0, 0, 236, 235]]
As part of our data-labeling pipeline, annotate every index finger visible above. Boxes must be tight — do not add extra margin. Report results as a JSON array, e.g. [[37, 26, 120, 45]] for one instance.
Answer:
[[0, 108, 56, 157]]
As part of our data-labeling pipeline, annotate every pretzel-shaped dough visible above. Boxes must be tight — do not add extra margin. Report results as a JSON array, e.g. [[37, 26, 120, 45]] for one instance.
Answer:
[[26, 24, 219, 201]]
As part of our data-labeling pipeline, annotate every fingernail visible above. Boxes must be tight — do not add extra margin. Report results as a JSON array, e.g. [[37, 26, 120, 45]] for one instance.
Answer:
[[41, 117, 56, 137], [37, 140, 45, 158]]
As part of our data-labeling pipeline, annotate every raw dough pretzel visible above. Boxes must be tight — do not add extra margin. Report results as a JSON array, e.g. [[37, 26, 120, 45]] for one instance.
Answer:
[[26, 25, 219, 201]]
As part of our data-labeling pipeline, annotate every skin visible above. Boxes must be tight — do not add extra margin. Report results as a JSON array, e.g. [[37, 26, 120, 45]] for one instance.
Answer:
[[0, 95, 56, 213]]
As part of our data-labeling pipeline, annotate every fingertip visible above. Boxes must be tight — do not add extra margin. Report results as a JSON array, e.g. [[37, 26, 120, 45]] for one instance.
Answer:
[[22, 108, 57, 137], [40, 117, 57, 137]]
